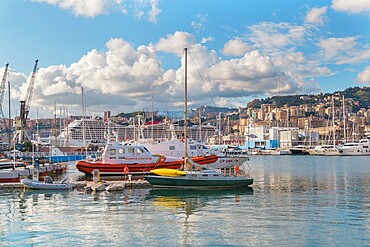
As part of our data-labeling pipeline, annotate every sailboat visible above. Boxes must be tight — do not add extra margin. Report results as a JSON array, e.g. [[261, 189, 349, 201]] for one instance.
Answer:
[[144, 48, 253, 189]]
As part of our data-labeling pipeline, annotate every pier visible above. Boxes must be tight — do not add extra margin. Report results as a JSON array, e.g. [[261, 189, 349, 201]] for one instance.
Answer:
[[0, 179, 152, 191]]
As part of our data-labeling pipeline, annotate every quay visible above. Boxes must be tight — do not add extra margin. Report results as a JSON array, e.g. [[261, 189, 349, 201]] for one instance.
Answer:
[[0, 179, 152, 191]]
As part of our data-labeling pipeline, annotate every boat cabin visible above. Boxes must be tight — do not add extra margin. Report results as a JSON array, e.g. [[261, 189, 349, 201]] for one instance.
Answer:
[[101, 143, 162, 165]]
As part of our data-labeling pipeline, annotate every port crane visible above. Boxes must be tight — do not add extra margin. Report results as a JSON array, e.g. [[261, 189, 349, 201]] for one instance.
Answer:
[[13, 59, 38, 144], [0, 63, 10, 145]]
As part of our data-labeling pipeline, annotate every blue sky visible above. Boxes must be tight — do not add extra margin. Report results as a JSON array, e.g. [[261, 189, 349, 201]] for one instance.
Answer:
[[0, 0, 370, 118]]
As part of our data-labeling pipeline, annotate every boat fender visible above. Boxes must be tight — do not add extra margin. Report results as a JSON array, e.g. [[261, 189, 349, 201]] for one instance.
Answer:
[[124, 166, 129, 175]]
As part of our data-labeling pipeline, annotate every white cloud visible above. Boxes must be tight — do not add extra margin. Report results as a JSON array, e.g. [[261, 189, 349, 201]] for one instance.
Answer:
[[156, 31, 196, 56], [6, 25, 338, 118], [222, 38, 250, 56], [32, 0, 161, 22], [201, 36, 214, 44], [318, 36, 370, 65], [191, 14, 208, 31], [247, 22, 306, 51], [357, 66, 370, 83], [331, 0, 370, 15], [305, 6, 328, 25]]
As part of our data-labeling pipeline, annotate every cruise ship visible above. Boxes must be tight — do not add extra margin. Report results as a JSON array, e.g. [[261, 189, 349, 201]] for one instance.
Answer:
[[48, 118, 128, 147], [46, 118, 219, 148]]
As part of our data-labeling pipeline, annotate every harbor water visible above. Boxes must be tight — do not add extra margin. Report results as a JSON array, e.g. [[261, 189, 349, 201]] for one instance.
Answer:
[[1, 156, 369, 246]]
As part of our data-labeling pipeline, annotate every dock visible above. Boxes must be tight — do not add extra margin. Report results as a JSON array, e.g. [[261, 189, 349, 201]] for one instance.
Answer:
[[0, 179, 152, 191]]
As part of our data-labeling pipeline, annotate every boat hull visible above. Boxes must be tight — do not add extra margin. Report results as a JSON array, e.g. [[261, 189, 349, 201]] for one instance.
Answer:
[[76, 155, 218, 176], [145, 175, 253, 189]]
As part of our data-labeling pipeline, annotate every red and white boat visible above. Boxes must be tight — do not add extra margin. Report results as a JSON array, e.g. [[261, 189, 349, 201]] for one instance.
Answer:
[[127, 138, 249, 169], [76, 142, 218, 176]]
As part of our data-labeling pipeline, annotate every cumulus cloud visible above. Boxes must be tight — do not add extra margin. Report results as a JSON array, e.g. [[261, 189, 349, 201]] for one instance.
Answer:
[[222, 38, 250, 56], [357, 66, 370, 83], [156, 31, 196, 56], [305, 6, 328, 25], [5, 26, 336, 118], [32, 0, 161, 22], [331, 0, 370, 15]]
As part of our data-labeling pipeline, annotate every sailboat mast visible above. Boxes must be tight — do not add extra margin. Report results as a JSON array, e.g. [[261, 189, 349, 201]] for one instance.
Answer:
[[343, 94, 346, 143], [184, 48, 188, 168], [332, 96, 335, 146]]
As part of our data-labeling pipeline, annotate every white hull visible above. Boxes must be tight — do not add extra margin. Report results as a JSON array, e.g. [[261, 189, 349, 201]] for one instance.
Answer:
[[129, 138, 249, 169], [21, 178, 74, 190], [338, 140, 370, 156]]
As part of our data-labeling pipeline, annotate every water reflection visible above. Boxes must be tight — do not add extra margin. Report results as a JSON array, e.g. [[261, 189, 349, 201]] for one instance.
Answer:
[[147, 187, 253, 220]]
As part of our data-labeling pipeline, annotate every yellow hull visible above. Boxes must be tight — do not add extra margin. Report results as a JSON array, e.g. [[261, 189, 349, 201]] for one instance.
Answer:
[[150, 168, 186, 177]]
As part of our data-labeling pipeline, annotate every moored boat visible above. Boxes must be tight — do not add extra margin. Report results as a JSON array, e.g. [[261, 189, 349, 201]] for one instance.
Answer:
[[131, 138, 249, 170], [144, 48, 253, 190], [145, 168, 254, 189], [338, 139, 370, 156], [75, 142, 218, 176], [21, 176, 74, 190]]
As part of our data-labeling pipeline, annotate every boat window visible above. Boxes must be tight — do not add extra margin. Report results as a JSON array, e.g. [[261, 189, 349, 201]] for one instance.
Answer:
[[169, 146, 175, 150], [202, 174, 208, 177], [136, 148, 143, 153], [128, 148, 134, 153], [118, 149, 125, 154], [143, 147, 150, 152], [190, 145, 196, 150], [109, 149, 116, 155], [110, 157, 116, 159]]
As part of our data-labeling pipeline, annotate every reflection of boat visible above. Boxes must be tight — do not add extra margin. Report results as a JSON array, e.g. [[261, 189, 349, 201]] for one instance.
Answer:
[[76, 142, 218, 176], [21, 176, 74, 190], [149, 187, 253, 198], [145, 48, 254, 189]]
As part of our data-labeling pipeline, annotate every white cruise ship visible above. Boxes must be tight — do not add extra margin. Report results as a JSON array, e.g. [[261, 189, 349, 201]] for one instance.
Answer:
[[48, 118, 128, 147], [46, 118, 219, 148]]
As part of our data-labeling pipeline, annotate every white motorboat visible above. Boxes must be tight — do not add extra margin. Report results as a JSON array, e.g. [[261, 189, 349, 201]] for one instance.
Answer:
[[338, 139, 370, 156], [314, 145, 340, 156]]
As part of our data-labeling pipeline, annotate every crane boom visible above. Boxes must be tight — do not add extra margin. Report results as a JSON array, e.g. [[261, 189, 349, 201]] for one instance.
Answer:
[[24, 59, 38, 119], [14, 60, 39, 143], [0, 63, 9, 110]]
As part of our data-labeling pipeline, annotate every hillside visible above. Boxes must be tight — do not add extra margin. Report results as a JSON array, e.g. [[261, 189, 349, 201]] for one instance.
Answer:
[[248, 86, 370, 109]]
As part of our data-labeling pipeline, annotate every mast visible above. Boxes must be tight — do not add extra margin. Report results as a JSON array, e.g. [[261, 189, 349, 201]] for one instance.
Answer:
[[343, 94, 346, 143], [151, 97, 154, 141], [8, 80, 11, 148], [183, 48, 188, 169], [332, 96, 335, 147], [81, 87, 87, 155], [54, 101, 58, 147]]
